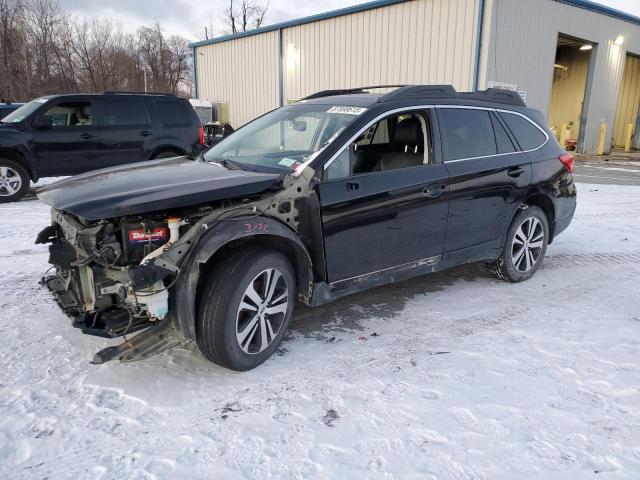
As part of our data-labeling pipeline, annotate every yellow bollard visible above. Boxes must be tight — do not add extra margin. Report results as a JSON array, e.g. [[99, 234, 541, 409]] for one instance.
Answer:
[[624, 123, 634, 152], [559, 122, 568, 149], [597, 122, 607, 155]]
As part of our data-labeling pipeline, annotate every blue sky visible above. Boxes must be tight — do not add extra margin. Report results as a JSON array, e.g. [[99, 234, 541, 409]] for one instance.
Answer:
[[59, 0, 640, 41]]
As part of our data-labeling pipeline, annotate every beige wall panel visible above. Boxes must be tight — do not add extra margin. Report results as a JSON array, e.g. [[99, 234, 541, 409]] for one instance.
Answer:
[[282, 0, 479, 102], [481, 0, 640, 153], [195, 31, 278, 127], [612, 54, 640, 147]]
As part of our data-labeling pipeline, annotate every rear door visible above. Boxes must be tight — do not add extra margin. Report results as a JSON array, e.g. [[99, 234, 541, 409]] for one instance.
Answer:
[[437, 107, 533, 254], [317, 109, 450, 283], [95, 97, 154, 168], [153, 99, 199, 153], [32, 98, 102, 176]]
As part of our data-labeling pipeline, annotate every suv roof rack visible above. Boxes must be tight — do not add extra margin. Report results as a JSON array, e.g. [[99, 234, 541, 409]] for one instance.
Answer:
[[378, 85, 526, 107], [302, 85, 407, 100], [302, 85, 526, 107], [102, 91, 176, 96]]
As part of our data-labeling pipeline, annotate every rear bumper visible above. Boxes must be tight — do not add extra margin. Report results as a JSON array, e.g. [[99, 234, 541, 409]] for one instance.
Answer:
[[553, 213, 574, 239]]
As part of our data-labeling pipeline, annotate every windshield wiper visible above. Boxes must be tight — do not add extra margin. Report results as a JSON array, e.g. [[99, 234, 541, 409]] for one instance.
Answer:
[[214, 158, 250, 171]]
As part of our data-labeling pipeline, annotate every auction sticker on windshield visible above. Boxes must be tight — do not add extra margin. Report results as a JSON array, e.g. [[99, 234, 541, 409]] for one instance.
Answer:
[[327, 106, 367, 115]]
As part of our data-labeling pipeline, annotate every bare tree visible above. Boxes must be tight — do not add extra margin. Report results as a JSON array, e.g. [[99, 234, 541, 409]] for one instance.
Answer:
[[223, 0, 269, 34]]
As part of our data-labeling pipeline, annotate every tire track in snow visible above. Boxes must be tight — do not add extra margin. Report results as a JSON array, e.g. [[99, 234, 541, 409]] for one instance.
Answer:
[[544, 251, 640, 269]]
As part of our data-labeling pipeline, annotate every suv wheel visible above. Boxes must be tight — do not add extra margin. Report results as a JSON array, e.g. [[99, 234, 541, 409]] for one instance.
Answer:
[[487, 206, 548, 282], [197, 248, 296, 371], [0, 159, 29, 203]]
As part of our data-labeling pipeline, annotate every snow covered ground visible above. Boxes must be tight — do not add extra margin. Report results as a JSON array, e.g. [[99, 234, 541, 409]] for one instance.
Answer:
[[1, 183, 639, 479]]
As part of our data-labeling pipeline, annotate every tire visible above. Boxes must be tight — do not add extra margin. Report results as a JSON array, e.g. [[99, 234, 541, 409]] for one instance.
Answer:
[[152, 150, 180, 160], [487, 206, 549, 282], [0, 158, 30, 203], [196, 248, 296, 371]]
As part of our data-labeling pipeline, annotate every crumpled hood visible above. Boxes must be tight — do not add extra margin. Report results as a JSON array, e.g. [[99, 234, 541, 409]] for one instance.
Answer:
[[37, 157, 282, 220]]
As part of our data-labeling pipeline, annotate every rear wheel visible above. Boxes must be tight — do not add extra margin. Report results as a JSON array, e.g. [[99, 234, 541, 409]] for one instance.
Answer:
[[152, 150, 181, 160], [488, 206, 548, 282], [196, 248, 296, 371], [0, 158, 29, 203]]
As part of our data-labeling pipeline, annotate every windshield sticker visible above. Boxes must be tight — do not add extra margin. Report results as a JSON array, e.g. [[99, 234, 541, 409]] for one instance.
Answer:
[[327, 106, 367, 115], [278, 157, 297, 167]]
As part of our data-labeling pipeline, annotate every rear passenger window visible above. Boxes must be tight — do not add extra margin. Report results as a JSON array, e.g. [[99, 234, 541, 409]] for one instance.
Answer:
[[439, 109, 497, 160], [499, 112, 547, 150], [490, 112, 516, 154], [156, 101, 191, 128], [101, 100, 149, 126]]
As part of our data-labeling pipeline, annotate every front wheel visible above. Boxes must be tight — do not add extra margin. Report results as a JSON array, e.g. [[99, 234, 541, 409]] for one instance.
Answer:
[[0, 159, 30, 203], [487, 206, 549, 282], [197, 248, 296, 371]]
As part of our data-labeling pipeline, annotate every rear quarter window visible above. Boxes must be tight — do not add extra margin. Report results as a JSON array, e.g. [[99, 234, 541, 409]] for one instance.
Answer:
[[499, 112, 547, 151], [156, 100, 192, 128]]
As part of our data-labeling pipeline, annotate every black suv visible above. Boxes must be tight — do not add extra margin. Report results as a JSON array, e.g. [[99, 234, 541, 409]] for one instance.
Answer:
[[0, 92, 203, 202], [35, 85, 576, 371]]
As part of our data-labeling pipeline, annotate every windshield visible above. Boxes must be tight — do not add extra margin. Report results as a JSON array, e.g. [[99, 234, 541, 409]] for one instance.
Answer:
[[203, 104, 366, 172], [1, 97, 48, 124]]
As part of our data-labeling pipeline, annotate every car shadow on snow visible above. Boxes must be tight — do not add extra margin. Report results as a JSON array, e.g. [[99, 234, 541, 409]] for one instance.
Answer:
[[289, 262, 494, 340]]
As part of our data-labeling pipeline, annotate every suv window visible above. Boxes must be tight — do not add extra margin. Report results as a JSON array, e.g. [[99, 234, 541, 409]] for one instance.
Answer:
[[325, 111, 431, 181], [156, 100, 191, 128], [100, 99, 150, 126], [439, 108, 496, 160], [490, 112, 516, 154], [43, 101, 93, 127], [499, 112, 547, 150]]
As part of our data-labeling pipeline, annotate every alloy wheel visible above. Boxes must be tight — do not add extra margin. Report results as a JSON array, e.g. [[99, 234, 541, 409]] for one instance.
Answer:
[[511, 216, 545, 272], [0, 166, 22, 197], [236, 268, 289, 354]]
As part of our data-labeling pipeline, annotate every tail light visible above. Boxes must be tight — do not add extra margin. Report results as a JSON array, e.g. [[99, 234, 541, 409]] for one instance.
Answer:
[[559, 153, 575, 173], [198, 126, 205, 145]]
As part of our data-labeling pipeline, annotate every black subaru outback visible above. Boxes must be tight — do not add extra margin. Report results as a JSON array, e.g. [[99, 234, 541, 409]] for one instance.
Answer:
[[35, 85, 576, 371], [0, 92, 203, 202]]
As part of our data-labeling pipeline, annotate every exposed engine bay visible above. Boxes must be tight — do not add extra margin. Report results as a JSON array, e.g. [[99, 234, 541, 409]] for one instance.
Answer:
[[35, 167, 316, 364]]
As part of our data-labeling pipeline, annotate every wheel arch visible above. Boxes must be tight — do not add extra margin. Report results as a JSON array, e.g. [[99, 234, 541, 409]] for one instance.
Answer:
[[174, 216, 314, 340], [523, 191, 556, 243], [149, 145, 186, 160], [0, 148, 34, 181]]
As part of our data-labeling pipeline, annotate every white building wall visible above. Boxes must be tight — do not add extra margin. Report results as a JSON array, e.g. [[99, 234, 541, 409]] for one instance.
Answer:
[[480, 0, 640, 153], [195, 31, 279, 127]]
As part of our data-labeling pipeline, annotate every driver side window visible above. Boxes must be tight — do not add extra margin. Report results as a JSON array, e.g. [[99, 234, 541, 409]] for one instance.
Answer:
[[43, 101, 93, 127], [325, 110, 431, 181]]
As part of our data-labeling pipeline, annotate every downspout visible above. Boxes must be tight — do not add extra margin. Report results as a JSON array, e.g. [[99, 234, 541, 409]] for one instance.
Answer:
[[277, 28, 284, 107], [634, 107, 640, 150], [192, 46, 199, 99], [473, 0, 486, 91]]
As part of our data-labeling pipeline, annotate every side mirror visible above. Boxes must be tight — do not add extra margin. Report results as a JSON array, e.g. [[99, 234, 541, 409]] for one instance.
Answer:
[[33, 115, 52, 129]]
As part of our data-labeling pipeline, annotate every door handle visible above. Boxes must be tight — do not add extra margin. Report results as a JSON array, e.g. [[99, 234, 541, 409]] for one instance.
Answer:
[[423, 183, 446, 198], [79, 133, 95, 140], [345, 181, 360, 191], [508, 166, 525, 177], [140, 130, 153, 137]]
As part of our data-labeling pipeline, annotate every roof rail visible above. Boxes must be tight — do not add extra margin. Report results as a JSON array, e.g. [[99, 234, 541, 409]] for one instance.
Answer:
[[102, 91, 176, 96], [378, 85, 526, 107], [301, 85, 407, 100]]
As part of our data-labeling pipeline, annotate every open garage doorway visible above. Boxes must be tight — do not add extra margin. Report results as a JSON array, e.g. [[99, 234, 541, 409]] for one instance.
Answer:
[[548, 34, 595, 152], [613, 53, 640, 151]]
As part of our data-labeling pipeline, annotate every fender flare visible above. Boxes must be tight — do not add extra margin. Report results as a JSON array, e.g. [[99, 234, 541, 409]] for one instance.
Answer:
[[173, 216, 314, 339]]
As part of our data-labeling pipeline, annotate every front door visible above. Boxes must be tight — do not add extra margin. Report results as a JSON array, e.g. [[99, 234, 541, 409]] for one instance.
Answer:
[[32, 99, 102, 176], [437, 107, 533, 254], [318, 109, 450, 283]]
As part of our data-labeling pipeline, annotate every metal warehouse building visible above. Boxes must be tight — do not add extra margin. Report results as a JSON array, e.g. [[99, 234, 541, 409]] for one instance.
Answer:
[[190, 0, 640, 154]]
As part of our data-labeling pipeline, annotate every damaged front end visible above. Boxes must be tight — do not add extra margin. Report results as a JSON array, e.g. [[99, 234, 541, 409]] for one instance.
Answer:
[[36, 208, 187, 363]]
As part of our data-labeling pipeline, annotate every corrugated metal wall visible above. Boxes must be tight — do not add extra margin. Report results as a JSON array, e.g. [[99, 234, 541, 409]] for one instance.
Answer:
[[195, 31, 279, 127], [612, 54, 640, 147], [480, 0, 640, 153], [195, 0, 480, 127], [282, 0, 479, 102]]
